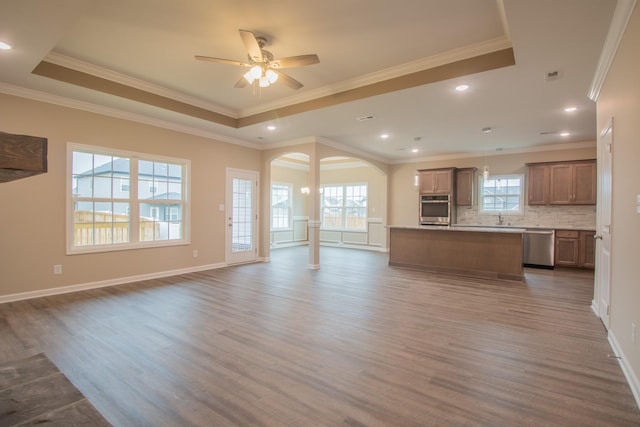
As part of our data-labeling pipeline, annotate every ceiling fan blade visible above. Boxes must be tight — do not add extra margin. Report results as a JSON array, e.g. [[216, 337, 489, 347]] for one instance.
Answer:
[[194, 55, 250, 67], [271, 54, 320, 69], [239, 29, 263, 62], [275, 70, 304, 90], [234, 76, 249, 88]]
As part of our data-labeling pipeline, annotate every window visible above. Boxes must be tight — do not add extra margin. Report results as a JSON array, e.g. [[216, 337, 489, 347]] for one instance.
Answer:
[[68, 144, 189, 253], [271, 183, 292, 229], [321, 184, 367, 229], [479, 174, 524, 214]]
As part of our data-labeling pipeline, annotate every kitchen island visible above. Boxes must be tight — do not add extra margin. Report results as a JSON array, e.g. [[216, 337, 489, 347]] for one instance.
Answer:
[[388, 226, 525, 281]]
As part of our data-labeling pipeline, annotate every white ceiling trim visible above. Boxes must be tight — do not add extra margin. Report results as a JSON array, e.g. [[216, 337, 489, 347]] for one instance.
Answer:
[[589, 0, 637, 101], [398, 140, 597, 165], [239, 36, 513, 117], [0, 82, 261, 149], [43, 52, 239, 118]]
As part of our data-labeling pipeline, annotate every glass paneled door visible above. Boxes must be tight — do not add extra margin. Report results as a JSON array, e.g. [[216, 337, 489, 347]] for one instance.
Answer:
[[226, 168, 258, 264]]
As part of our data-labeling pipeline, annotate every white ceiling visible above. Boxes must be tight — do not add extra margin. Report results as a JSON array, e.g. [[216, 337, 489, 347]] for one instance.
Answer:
[[0, 0, 617, 163]]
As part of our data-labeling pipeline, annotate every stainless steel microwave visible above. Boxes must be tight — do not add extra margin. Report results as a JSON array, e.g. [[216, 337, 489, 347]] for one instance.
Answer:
[[420, 194, 452, 225]]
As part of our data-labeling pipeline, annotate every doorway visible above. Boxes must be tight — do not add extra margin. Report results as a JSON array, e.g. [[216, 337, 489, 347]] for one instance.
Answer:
[[226, 168, 258, 264]]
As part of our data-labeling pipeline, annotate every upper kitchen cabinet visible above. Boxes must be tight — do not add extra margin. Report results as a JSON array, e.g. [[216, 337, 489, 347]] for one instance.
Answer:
[[526, 160, 596, 205], [419, 168, 455, 195], [527, 164, 549, 205], [455, 167, 476, 206], [549, 161, 596, 204]]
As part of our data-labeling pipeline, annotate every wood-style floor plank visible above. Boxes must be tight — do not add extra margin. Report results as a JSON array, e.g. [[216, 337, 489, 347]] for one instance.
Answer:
[[0, 246, 638, 426]]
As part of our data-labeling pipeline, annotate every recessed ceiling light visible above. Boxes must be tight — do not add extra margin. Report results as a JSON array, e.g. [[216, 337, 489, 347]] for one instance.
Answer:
[[455, 84, 469, 92], [0, 42, 12, 50], [560, 131, 571, 137], [266, 125, 276, 131], [411, 148, 419, 153], [563, 106, 578, 113], [380, 133, 389, 139], [482, 127, 492, 133]]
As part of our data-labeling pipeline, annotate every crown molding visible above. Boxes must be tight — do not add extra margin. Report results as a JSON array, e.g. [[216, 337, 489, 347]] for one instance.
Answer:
[[44, 52, 239, 118], [0, 82, 260, 149], [239, 36, 513, 117], [589, 0, 637, 101], [394, 140, 596, 164]]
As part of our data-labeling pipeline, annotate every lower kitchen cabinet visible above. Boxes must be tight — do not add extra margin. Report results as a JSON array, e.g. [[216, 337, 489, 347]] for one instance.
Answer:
[[555, 230, 595, 269]]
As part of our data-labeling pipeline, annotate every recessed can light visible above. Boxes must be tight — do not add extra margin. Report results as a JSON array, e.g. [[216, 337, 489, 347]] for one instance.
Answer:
[[560, 131, 571, 137], [266, 125, 276, 131], [455, 84, 470, 92], [563, 106, 578, 113], [411, 148, 419, 153], [380, 133, 389, 139], [0, 42, 12, 50]]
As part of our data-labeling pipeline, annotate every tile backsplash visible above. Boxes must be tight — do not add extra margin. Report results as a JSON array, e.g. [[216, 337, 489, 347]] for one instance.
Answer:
[[456, 205, 596, 229]]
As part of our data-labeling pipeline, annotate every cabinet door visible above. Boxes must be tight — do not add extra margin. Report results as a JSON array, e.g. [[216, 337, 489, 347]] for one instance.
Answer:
[[434, 170, 453, 194], [573, 162, 597, 204], [419, 171, 435, 193], [527, 164, 549, 205], [456, 168, 475, 206], [579, 231, 596, 268], [549, 164, 573, 204], [555, 237, 579, 267]]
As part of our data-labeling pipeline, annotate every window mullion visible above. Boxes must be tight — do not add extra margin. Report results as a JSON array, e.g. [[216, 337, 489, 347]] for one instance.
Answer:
[[130, 157, 140, 243]]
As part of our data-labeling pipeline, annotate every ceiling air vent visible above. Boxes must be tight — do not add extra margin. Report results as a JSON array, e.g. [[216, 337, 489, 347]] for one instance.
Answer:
[[545, 69, 563, 82]]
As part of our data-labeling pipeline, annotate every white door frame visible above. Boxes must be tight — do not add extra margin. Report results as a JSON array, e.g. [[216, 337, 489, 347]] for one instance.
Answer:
[[595, 118, 613, 328], [225, 168, 259, 265]]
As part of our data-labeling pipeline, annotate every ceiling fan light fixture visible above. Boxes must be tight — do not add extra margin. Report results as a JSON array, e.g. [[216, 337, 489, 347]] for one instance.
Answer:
[[265, 69, 278, 84], [244, 65, 262, 83]]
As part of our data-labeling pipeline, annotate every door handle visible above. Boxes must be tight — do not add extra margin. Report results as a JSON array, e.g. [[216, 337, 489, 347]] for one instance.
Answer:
[[594, 235, 603, 240]]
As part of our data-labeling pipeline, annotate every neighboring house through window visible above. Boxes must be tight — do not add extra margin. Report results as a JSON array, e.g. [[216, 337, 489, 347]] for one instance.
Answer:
[[478, 174, 524, 214], [68, 143, 189, 253], [271, 183, 292, 229], [321, 184, 367, 230]]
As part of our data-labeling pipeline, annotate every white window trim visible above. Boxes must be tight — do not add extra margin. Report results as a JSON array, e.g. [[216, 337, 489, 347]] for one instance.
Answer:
[[66, 143, 191, 255], [320, 182, 368, 231], [478, 174, 525, 216], [271, 182, 292, 230]]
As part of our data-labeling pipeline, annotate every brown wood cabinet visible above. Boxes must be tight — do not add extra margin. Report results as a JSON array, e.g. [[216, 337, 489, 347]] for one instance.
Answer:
[[526, 160, 596, 205], [555, 229, 595, 269], [419, 168, 454, 195], [527, 164, 549, 205], [579, 230, 596, 269], [455, 168, 476, 206]]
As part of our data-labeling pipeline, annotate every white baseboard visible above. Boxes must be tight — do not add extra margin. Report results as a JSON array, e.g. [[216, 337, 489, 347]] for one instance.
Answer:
[[608, 331, 640, 410], [591, 299, 599, 316], [0, 262, 227, 304]]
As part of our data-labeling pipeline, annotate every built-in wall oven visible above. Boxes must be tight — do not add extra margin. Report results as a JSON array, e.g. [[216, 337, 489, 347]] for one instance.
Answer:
[[420, 194, 453, 225]]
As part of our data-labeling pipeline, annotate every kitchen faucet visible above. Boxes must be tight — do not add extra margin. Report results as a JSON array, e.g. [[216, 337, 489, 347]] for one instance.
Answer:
[[497, 212, 504, 225]]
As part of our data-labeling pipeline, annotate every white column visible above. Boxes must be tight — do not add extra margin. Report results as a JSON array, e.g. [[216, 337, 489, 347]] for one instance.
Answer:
[[308, 144, 320, 269]]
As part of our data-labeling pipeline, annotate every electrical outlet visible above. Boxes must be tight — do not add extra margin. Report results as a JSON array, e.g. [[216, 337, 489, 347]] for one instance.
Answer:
[[53, 264, 62, 275], [192, 250, 198, 258], [633, 323, 637, 345]]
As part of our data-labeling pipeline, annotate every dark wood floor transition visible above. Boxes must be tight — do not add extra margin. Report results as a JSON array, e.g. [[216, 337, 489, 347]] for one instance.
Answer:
[[1, 246, 638, 426]]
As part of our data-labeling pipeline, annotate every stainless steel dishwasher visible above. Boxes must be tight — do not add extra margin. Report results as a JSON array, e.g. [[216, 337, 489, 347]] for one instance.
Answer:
[[523, 229, 555, 268]]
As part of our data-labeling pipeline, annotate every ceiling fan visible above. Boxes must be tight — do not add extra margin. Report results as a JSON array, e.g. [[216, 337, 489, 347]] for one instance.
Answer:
[[195, 29, 319, 90]]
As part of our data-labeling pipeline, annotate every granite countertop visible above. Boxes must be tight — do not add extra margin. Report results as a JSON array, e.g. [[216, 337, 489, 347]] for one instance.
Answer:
[[389, 225, 526, 234]]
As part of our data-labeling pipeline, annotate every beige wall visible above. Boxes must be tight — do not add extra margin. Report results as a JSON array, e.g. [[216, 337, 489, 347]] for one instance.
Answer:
[[271, 162, 309, 219], [320, 164, 387, 222], [0, 94, 261, 297], [596, 4, 640, 393], [389, 146, 597, 227]]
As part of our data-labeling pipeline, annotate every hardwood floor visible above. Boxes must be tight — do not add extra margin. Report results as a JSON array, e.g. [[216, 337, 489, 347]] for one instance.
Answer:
[[1, 246, 638, 426]]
